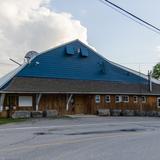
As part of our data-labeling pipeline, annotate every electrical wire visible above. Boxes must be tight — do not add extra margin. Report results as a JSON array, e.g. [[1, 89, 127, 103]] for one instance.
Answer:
[[99, 0, 160, 35]]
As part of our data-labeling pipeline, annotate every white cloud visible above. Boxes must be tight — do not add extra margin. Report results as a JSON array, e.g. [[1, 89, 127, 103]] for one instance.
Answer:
[[156, 46, 160, 52], [0, 0, 88, 77], [156, 46, 160, 57]]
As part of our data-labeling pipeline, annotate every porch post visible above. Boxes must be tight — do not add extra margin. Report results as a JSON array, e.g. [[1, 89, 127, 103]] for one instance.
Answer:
[[0, 94, 5, 112], [36, 93, 42, 111], [66, 94, 73, 111]]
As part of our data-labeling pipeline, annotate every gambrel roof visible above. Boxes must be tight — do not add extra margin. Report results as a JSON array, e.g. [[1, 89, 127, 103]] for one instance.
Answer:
[[0, 39, 160, 94], [17, 40, 148, 83]]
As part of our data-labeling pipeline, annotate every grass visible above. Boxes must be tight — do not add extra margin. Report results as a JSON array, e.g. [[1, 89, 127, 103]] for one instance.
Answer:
[[0, 118, 27, 125], [0, 115, 75, 125]]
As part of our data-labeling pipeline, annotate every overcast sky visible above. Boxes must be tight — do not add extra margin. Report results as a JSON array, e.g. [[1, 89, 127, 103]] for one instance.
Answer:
[[0, 0, 160, 77]]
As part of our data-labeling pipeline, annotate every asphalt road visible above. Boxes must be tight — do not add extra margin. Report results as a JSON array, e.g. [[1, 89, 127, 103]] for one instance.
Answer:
[[1, 116, 160, 160]]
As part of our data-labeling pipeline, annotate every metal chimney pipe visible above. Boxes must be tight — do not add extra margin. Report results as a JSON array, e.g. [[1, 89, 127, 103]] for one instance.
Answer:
[[148, 71, 152, 92]]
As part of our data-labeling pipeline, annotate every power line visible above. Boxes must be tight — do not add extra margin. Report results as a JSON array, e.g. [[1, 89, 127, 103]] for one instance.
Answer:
[[99, 0, 160, 34]]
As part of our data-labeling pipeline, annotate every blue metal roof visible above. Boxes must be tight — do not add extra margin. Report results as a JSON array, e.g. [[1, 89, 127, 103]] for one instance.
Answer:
[[17, 40, 148, 84]]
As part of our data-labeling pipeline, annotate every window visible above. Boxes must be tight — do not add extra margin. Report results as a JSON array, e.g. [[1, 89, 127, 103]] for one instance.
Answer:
[[95, 95, 100, 103], [19, 96, 32, 107], [123, 96, 129, 103], [157, 97, 160, 108], [133, 96, 138, 103], [115, 96, 122, 103], [105, 95, 110, 103], [141, 96, 146, 103]]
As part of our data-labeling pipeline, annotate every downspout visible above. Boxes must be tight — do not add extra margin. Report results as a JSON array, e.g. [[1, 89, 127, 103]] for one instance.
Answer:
[[66, 94, 73, 111]]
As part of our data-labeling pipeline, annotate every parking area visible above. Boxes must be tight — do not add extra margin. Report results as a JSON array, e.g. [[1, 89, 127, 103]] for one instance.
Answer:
[[1, 116, 160, 160]]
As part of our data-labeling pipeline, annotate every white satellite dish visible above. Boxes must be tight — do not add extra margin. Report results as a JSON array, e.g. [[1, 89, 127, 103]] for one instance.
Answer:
[[24, 51, 39, 63]]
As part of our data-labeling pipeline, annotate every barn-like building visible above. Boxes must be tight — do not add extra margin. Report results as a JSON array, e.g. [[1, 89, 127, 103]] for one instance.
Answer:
[[0, 39, 160, 117]]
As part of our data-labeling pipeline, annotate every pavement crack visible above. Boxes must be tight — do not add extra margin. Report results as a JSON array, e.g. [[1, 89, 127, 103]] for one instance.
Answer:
[[9, 135, 37, 146]]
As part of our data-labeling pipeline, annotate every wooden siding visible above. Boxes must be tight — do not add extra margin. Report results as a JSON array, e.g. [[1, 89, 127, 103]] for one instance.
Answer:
[[39, 94, 66, 115], [2, 94, 160, 116], [3, 93, 35, 117], [38, 94, 92, 115], [92, 95, 160, 114], [38, 94, 160, 115]]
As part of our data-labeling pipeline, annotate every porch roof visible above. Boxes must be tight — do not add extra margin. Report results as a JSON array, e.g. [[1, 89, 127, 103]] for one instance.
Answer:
[[1, 77, 160, 95]]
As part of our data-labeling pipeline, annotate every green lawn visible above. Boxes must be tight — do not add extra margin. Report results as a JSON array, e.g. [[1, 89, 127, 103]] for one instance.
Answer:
[[0, 118, 27, 125]]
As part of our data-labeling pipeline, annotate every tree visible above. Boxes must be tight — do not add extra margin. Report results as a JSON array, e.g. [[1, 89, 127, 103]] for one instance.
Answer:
[[152, 63, 160, 79]]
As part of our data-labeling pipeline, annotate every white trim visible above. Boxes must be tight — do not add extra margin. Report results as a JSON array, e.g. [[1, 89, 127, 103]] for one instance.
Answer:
[[133, 96, 138, 103], [95, 95, 101, 103], [123, 96, 129, 103], [105, 95, 110, 103], [115, 95, 122, 103]]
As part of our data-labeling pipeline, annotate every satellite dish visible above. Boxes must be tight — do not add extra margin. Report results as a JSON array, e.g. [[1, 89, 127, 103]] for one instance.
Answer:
[[24, 51, 39, 63]]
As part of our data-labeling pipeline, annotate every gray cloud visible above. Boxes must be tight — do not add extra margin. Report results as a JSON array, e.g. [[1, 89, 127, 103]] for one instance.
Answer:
[[0, 0, 88, 77]]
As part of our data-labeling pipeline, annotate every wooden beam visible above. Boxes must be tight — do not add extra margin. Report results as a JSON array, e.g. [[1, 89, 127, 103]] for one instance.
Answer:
[[0, 94, 5, 112], [66, 94, 73, 111], [36, 94, 42, 111]]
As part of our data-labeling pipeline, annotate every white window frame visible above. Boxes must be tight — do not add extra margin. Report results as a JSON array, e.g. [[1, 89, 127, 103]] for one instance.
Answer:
[[133, 96, 138, 103], [123, 96, 129, 103], [95, 95, 100, 103], [105, 95, 110, 103], [19, 96, 33, 107], [115, 95, 122, 103], [157, 97, 160, 108], [141, 96, 146, 103]]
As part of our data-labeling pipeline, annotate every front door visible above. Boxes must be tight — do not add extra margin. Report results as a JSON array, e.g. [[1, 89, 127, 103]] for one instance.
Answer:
[[6, 95, 17, 117], [74, 95, 92, 114]]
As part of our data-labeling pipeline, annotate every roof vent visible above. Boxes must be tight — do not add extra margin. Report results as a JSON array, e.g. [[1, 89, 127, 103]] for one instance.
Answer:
[[66, 45, 75, 55], [77, 48, 81, 54], [98, 61, 106, 73], [81, 48, 88, 57], [24, 51, 39, 63]]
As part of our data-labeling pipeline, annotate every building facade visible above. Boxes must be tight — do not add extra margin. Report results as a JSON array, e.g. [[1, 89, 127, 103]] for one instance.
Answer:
[[0, 40, 160, 117]]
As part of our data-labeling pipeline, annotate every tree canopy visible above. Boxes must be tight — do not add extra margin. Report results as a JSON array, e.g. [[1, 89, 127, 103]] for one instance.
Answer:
[[152, 63, 160, 79]]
